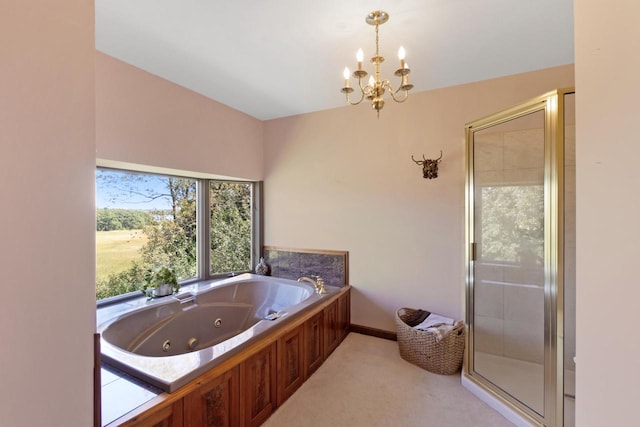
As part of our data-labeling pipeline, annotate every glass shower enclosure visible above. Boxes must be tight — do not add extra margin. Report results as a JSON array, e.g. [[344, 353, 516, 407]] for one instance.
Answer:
[[465, 89, 575, 426]]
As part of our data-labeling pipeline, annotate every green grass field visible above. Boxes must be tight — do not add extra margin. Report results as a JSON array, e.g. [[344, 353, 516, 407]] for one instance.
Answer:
[[96, 229, 148, 281]]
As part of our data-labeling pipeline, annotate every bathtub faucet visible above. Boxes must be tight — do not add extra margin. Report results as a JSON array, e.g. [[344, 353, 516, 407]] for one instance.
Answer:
[[298, 275, 327, 295]]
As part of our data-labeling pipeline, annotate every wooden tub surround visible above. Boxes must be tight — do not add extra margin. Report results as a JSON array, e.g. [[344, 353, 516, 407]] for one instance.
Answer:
[[106, 285, 350, 427]]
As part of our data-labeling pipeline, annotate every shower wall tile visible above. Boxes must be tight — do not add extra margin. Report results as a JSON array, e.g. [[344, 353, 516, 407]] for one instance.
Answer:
[[504, 129, 544, 170], [504, 284, 544, 363], [475, 263, 504, 283], [525, 268, 544, 286], [474, 315, 504, 356], [504, 319, 544, 364], [474, 170, 504, 187], [504, 285, 544, 325], [474, 133, 504, 172], [475, 282, 504, 318], [503, 168, 544, 186], [503, 266, 544, 286], [503, 266, 525, 285]]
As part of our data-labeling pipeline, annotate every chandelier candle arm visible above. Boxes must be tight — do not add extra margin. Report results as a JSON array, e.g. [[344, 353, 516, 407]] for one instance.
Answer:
[[389, 85, 410, 103], [340, 72, 365, 106], [339, 10, 413, 114]]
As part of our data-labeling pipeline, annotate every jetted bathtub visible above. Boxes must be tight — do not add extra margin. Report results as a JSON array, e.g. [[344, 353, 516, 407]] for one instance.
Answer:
[[98, 273, 337, 392]]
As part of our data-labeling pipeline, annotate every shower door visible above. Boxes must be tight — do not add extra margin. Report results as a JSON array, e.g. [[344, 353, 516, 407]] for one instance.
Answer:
[[466, 90, 573, 426]]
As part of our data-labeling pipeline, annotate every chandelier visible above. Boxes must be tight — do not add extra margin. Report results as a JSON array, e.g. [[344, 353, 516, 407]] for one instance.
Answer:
[[340, 11, 414, 116]]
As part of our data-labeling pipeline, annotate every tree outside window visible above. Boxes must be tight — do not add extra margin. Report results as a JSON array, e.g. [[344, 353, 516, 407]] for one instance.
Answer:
[[96, 168, 254, 300]]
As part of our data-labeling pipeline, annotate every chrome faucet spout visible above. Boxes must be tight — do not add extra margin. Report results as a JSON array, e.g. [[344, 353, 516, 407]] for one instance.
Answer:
[[298, 275, 328, 295]]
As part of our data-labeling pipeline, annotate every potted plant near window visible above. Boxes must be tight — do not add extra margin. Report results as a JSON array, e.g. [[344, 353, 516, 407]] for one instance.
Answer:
[[141, 266, 180, 298]]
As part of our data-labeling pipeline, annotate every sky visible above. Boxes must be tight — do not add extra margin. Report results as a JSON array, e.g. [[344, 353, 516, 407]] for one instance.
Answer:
[[96, 169, 175, 210]]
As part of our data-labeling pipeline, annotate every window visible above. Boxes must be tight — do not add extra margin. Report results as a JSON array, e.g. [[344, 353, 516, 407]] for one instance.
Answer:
[[96, 168, 258, 301], [209, 181, 252, 274]]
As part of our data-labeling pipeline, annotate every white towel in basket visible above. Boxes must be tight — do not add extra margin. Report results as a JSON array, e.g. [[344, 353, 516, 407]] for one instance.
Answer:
[[427, 325, 455, 342], [414, 314, 456, 343], [414, 313, 455, 330]]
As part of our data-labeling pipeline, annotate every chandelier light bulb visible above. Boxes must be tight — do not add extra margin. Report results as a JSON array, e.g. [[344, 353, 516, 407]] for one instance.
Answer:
[[356, 48, 364, 70], [343, 67, 350, 87], [398, 46, 406, 68], [368, 75, 375, 87]]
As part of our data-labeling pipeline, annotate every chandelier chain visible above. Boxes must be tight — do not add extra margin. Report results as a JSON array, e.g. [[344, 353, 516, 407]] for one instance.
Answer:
[[375, 23, 380, 58]]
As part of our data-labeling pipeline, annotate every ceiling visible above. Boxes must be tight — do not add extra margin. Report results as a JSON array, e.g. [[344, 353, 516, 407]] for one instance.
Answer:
[[95, 0, 574, 121]]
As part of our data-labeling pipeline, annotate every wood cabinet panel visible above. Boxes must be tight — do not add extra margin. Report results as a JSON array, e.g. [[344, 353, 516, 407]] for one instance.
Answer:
[[324, 300, 339, 359], [183, 367, 239, 427], [240, 343, 277, 427], [338, 290, 351, 341], [303, 311, 324, 380], [277, 325, 304, 405], [125, 400, 183, 427]]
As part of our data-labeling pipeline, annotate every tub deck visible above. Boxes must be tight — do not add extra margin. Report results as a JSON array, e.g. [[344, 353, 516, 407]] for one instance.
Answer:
[[99, 280, 351, 426]]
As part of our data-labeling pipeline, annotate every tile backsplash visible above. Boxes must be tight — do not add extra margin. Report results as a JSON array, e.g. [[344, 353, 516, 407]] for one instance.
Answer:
[[263, 247, 348, 287]]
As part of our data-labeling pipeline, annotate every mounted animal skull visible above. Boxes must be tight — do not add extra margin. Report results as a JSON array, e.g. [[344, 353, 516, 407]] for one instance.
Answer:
[[411, 151, 443, 179]]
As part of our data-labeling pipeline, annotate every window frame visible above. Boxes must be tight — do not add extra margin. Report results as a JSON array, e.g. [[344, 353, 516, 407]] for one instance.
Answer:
[[96, 166, 262, 305]]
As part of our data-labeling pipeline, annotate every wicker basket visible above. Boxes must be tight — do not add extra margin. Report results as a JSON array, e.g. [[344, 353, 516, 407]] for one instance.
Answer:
[[395, 307, 465, 375]]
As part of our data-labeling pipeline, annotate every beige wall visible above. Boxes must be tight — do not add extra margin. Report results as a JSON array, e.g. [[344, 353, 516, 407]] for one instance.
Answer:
[[0, 1, 96, 426], [575, 1, 640, 425], [263, 65, 574, 331], [96, 52, 264, 180]]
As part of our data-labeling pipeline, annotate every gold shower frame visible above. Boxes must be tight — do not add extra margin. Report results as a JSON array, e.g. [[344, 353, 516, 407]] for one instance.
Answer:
[[464, 88, 575, 427]]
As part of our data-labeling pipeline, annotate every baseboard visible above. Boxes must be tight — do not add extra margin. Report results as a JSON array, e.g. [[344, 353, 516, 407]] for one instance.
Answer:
[[350, 324, 397, 341]]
